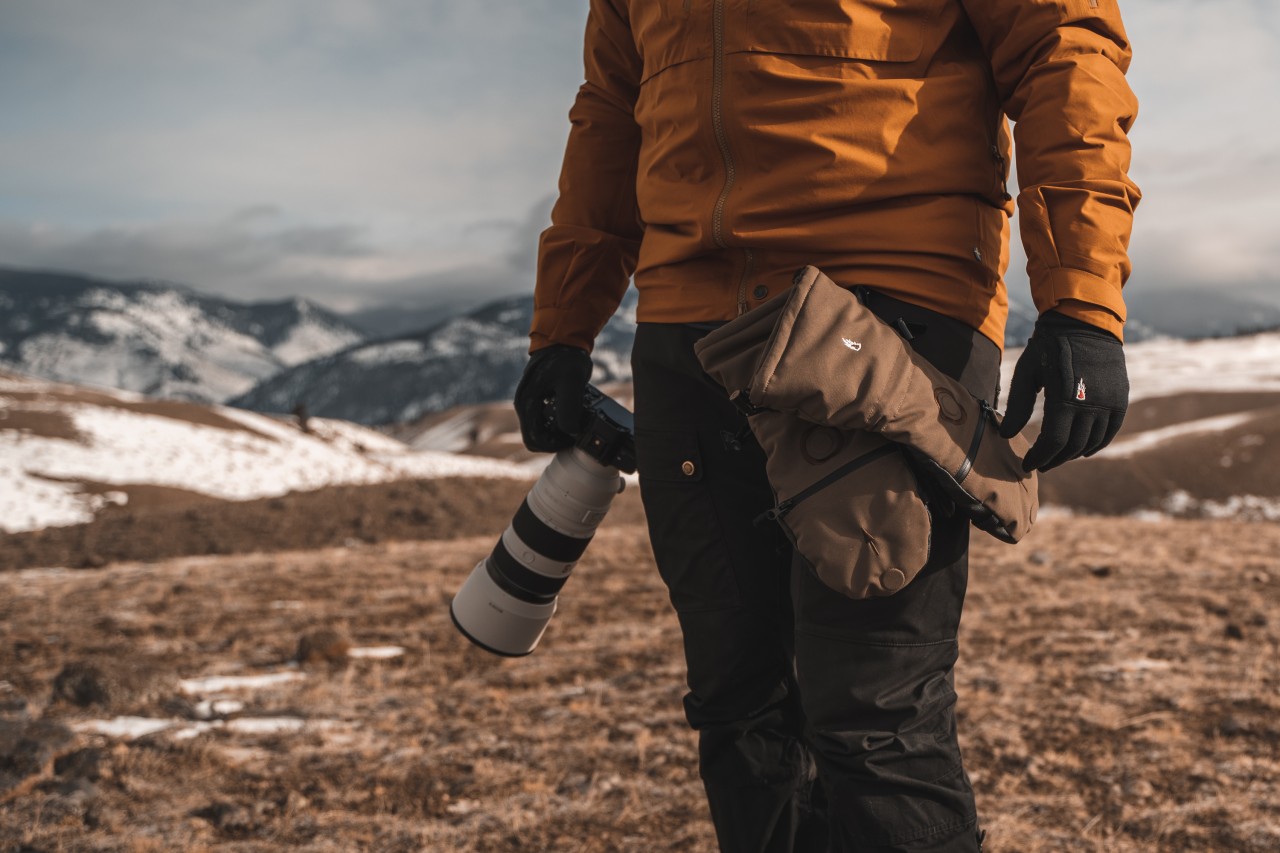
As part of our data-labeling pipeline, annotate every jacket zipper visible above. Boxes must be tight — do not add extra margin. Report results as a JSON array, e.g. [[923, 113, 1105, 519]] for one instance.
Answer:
[[709, 0, 754, 315], [710, 0, 733, 250], [736, 248, 754, 315]]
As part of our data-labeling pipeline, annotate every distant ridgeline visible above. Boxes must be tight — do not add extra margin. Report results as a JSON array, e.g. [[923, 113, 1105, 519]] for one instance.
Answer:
[[6, 265, 1280, 425], [229, 290, 639, 426], [0, 268, 362, 403]]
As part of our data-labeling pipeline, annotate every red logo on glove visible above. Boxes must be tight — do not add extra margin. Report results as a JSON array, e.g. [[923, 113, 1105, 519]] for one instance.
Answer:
[[1076, 378, 1087, 401]]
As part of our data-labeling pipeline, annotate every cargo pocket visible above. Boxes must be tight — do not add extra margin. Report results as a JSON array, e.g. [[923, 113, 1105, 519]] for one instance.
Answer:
[[636, 427, 742, 612]]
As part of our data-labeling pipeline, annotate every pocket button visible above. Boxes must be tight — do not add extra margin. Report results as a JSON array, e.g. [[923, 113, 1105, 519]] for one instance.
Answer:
[[681, 460, 697, 477]]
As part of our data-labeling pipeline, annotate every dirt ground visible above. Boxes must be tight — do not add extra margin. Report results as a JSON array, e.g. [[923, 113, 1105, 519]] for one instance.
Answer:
[[2, 506, 1278, 851], [0, 477, 655, 572]]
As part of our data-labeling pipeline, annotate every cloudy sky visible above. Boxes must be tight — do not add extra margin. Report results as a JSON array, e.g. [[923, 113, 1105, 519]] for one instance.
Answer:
[[1, 0, 1277, 312]]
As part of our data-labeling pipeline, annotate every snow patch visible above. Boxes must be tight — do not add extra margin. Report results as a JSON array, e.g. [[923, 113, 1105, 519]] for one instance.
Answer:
[[409, 411, 483, 453], [223, 717, 307, 736], [0, 381, 536, 533], [179, 671, 305, 694], [1002, 331, 1280, 406], [74, 716, 176, 739], [1161, 491, 1280, 522], [1094, 412, 1262, 458], [194, 699, 246, 719], [76, 715, 322, 742], [348, 646, 406, 660]]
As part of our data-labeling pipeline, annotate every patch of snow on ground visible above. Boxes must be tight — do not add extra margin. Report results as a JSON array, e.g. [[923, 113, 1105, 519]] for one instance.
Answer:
[[194, 699, 246, 718], [75, 717, 176, 739], [348, 646, 406, 660], [367, 448, 537, 480], [77, 715, 324, 742], [305, 417, 408, 454], [1093, 412, 1262, 458], [179, 671, 306, 694], [0, 385, 535, 533], [0, 454, 98, 532], [221, 717, 308, 735], [1125, 332, 1280, 401], [409, 411, 483, 452], [1000, 332, 1280, 407], [1162, 491, 1280, 522]]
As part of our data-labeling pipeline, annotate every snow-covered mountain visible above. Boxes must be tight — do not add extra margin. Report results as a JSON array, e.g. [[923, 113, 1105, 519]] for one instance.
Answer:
[[0, 268, 363, 403], [231, 291, 639, 425]]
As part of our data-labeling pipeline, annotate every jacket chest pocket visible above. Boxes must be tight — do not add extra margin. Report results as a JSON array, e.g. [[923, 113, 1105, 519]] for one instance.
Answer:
[[631, 0, 713, 84], [742, 0, 943, 63]]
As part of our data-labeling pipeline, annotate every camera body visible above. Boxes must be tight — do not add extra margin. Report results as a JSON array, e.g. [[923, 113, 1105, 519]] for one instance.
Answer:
[[450, 385, 636, 656]]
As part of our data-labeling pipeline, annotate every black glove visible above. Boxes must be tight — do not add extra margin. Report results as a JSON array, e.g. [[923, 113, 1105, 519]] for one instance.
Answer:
[[514, 344, 593, 452], [999, 311, 1128, 472]]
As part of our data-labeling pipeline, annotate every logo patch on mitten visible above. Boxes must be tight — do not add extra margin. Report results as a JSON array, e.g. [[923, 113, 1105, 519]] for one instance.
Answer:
[[1076, 378, 1087, 401], [842, 337, 862, 351]]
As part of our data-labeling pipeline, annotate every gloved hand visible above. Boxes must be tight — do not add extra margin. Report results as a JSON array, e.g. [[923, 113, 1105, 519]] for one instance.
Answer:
[[514, 344, 593, 452], [999, 311, 1129, 472]]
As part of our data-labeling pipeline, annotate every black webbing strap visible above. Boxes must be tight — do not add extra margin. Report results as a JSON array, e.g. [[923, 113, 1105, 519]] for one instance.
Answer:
[[954, 401, 994, 484]]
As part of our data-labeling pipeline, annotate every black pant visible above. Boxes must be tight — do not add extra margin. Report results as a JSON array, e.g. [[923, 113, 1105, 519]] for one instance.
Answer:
[[631, 295, 999, 853]]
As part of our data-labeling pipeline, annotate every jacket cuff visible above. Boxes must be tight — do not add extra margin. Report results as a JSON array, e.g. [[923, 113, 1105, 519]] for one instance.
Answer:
[[1036, 267, 1127, 342], [529, 314, 597, 354]]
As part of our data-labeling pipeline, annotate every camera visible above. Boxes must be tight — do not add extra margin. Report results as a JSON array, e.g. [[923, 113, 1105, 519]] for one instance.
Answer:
[[450, 385, 636, 656]]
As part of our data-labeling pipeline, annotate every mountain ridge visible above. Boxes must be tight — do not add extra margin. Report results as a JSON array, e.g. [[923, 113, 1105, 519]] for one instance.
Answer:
[[230, 290, 639, 425], [0, 267, 364, 403]]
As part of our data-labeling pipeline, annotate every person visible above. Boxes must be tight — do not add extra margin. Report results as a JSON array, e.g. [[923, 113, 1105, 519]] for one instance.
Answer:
[[514, 2, 1138, 850]]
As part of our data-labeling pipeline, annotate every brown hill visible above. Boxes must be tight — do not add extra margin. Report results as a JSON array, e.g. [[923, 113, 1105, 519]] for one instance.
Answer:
[[1041, 392, 1280, 518], [0, 477, 647, 572]]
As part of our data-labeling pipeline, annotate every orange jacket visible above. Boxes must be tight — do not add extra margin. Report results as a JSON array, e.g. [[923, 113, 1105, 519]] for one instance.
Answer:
[[531, 0, 1139, 353]]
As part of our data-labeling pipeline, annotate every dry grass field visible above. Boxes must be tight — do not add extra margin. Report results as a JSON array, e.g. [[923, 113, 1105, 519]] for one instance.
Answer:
[[2, 485, 1279, 852]]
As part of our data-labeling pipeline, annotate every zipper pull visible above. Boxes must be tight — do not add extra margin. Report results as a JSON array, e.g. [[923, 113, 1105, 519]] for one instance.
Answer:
[[753, 501, 789, 527]]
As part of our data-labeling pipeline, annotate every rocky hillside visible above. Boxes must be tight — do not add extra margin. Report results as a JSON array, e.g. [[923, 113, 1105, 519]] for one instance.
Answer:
[[231, 291, 638, 425], [0, 268, 363, 403]]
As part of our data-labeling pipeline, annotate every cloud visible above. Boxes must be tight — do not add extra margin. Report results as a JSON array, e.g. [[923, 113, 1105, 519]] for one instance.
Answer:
[[1, 0, 1278, 315], [0, 211, 362, 303], [1119, 0, 1280, 289], [0, 0, 585, 261], [0, 194, 556, 311]]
